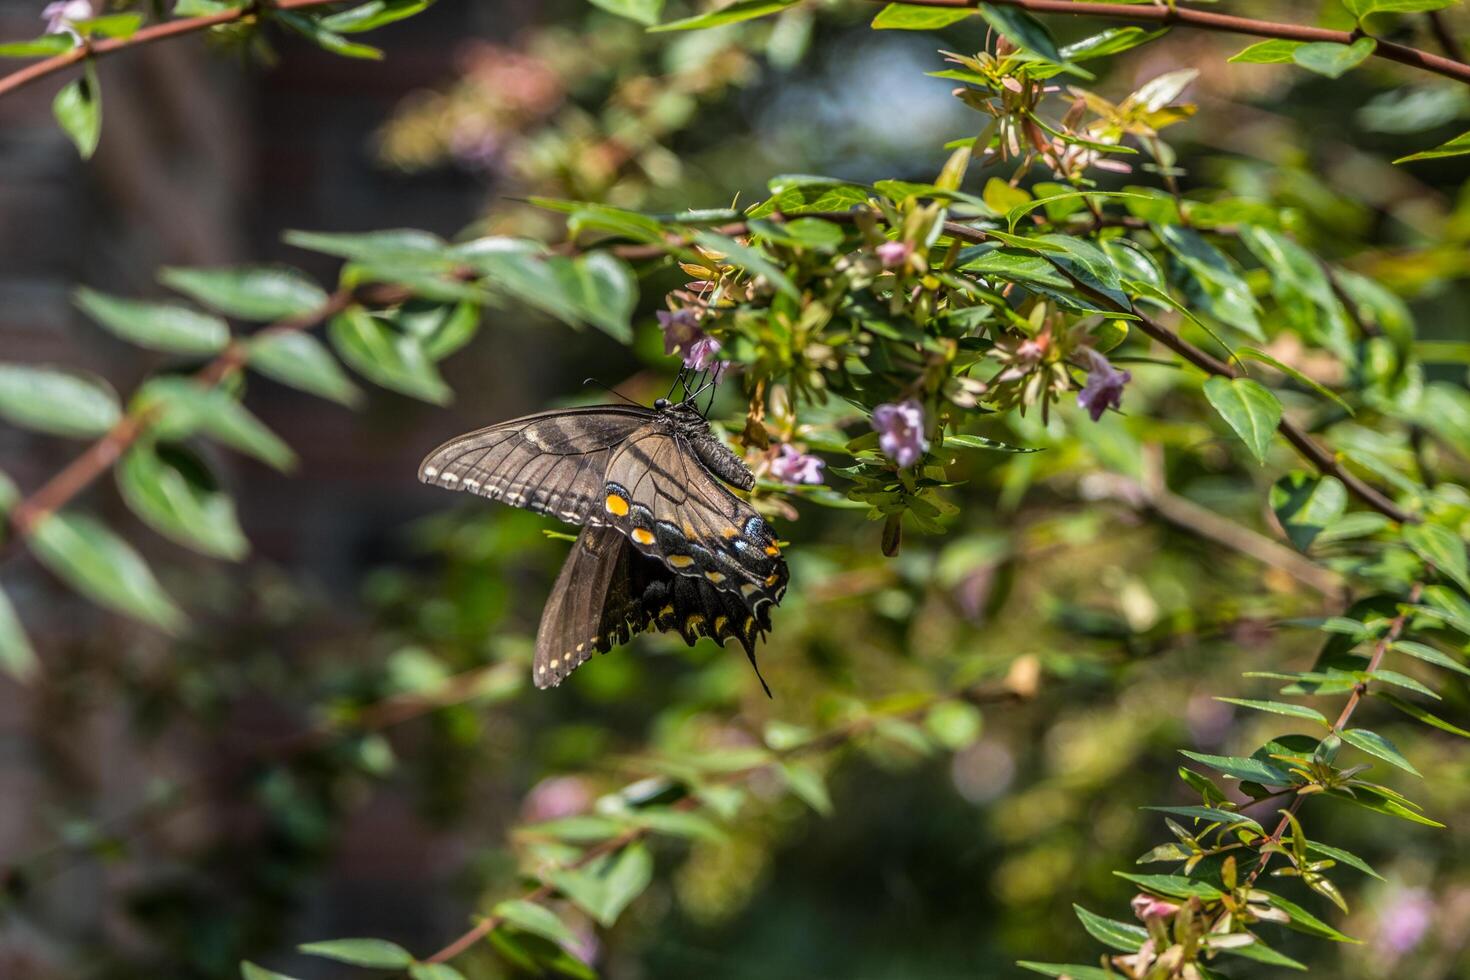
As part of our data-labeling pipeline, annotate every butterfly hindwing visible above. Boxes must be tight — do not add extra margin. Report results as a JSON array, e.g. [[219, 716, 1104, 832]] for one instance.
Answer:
[[600, 428, 789, 609], [419, 406, 652, 525], [535, 524, 772, 690]]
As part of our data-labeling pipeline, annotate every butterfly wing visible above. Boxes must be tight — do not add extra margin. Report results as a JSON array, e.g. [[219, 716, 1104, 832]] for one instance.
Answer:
[[535, 524, 773, 691], [419, 406, 652, 525], [600, 427, 789, 609]]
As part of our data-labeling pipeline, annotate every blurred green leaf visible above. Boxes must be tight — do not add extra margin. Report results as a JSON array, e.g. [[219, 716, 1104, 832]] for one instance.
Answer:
[[1292, 38, 1375, 78], [779, 761, 833, 816], [924, 700, 983, 749], [408, 964, 464, 980], [329, 307, 452, 404], [1017, 964, 1112, 980], [650, 0, 795, 32], [241, 963, 300, 980], [161, 266, 329, 321], [0, 35, 74, 57], [1270, 473, 1347, 552], [0, 585, 39, 681], [1395, 127, 1470, 163], [75, 287, 230, 355], [0, 363, 120, 438], [320, 0, 432, 32], [584, 0, 663, 26], [53, 62, 101, 159], [30, 512, 186, 633], [1404, 522, 1470, 591], [137, 378, 297, 471], [117, 442, 248, 560], [297, 938, 414, 967], [493, 899, 580, 947], [1346, 0, 1459, 14], [871, 3, 972, 30], [976, 5, 1089, 79], [277, 11, 384, 58], [1158, 225, 1262, 338], [247, 330, 362, 407]]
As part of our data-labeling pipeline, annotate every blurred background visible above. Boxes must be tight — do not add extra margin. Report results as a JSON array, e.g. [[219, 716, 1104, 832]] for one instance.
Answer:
[[1, 1, 1469, 977]]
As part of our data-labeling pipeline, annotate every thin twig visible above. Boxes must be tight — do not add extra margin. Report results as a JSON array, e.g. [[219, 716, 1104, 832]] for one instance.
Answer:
[[857, 0, 1470, 86], [0, 0, 344, 99], [1426, 11, 1467, 64]]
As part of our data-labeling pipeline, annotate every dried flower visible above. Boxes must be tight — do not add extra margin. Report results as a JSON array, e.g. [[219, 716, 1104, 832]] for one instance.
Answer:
[[1131, 893, 1181, 921], [1076, 347, 1131, 421], [873, 399, 929, 468], [769, 444, 825, 485]]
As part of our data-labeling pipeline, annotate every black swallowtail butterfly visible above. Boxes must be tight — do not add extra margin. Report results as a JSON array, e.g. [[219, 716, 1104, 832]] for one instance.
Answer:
[[419, 396, 787, 692]]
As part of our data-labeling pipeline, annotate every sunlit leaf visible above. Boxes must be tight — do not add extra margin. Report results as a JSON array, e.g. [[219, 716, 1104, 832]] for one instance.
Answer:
[[1203, 377, 1282, 465]]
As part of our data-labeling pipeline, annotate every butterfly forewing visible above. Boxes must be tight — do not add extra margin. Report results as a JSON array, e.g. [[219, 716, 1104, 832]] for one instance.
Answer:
[[418, 406, 651, 525], [599, 428, 789, 609]]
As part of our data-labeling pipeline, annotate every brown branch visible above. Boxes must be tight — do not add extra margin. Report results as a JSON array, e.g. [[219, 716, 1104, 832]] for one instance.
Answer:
[[1426, 11, 1467, 64], [0, 0, 347, 100], [1242, 581, 1424, 890], [860, 0, 1470, 86]]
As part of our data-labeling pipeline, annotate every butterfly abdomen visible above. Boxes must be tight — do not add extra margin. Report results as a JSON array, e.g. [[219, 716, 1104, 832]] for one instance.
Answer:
[[687, 432, 755, 491]]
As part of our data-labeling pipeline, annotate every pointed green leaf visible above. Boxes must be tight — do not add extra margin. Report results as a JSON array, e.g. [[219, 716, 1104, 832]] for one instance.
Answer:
[[1396, 127, 1470, 163], [29, 512, 186, 633], [75, 288, 230, 355], [1341, 727, 1421, 776], [329, 308, 451, 404], [871, 3, 973, 30], [136, 378, 296, 471], [1292, 38, 1376, 78], [1203, 376, 1283, 465], [1218, 935, 1307, 970], [1404, 522, 1470, 592], [1072, 904, 1147, 952], [241, 963, 300, 980], [1328, 786, 1443, 826], [1180, 750, 1294, 786], [1114, 872, 1223, 900], [409, 965, 465, 980], [1392, 640, 1470, 676], [1305, 840, 1383, 881], [1229, 39, 1303, 64], [493, 899, 579, 947], [1270, 473, 1348, 552], [320, 0, 433, 32], [0, 363, 120, 438], [1144, 806, 1263, 831], [649, 0, 796, 32], [1373, 689, 1470, 738], [1017, 964, 1112, 980], [976, 5, 1089, 79], [1259, 890, 1360, 943], [1216, 697, 1328, 725], [779, 761, 833, 816], [247, 331, 361, 406], [1346, 0, 1458, 17], [585, 0, 664, 26]]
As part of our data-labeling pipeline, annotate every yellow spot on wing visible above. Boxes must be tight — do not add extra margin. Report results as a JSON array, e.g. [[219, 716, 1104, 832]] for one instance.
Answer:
[[765, 573, 780, 586], [668, 554, 694, 569], [722, 527, 739, 538], [765, 545, 780, 557], [705, 571, 725, 584], [682, 521, 695, 538], [659, 604, 675, 619], [631, 528, 655, 546], [604, 493, 629, 516], [714, 615, 728, 633]]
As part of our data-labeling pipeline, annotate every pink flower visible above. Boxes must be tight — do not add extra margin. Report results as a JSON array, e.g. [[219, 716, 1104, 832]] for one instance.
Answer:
[[42, 0, 91, 36], [521, 776, 593, 823], [657, 308, 723, 371], [876, 240, 913, 270], [1077, 347, 1131, 421], [769, 444, 825, 485], [1379, 887, 1434, 954], [872, 399, 929, 468], [1131, 893, 1181, 921]]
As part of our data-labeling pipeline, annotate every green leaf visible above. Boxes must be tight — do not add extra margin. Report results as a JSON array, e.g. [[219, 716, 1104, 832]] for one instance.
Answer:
[[241, 964, 300, 980], [694, 231, 799, 299], [117, 443, 248, 560], [493, 899, 580, 947], [1346, 0, 1459, 16], [1157, 224, 1261, 338], [976, 5, 1089, 79], [297, 938, 413, 968], [1270, 473, 1348, 552], [329, 308, 451, 404], [649, 0, 796, 32], [160, 266, 329, 321], [598, 843, 655, 926], [1237, 347, 1353, 414], [53, 61, 102, 159], [748, 175, 870, 218], [1292, 38, 1376, 78], [74, 13, 144, 39], [408, 965, 465, 980], [1328, 786, 1444, 826], [1143, 806, 1263, 831], [1374, 690, 1470, 737], [1203, 376, 1282, 465], [1395, 127, 1470, 163], [74, 287, 230, 355], [942, 433, 1042, 454], [276, 11, 383, 59], [631, 808, 727, 842], [1017, 964, 1112, 980], [585, 0, 664, 26], [284, 227, 448, 262], [871, 3, 972, 30], [778, 761, 833, 816], [0, 586, 39, 681], [1060, 27, 1168, 63], [924, 700, 983, 749], [1113, 872, 1223, 900], [247, 331, 362, 407], [320, 0, 433, 32], [1259, 890, 1360, 943], [0, 35, 74, 57], [29, 512, 186, 633], [1180, 750, 1294, 786], [1306, 840, 1383, 880], [1215, 697, 1329, 725], [1341, 727, 1421, 776], [1219, 935, 1307, 970], [458, 241, 636, 341], [136, 378, 296, 471], [1072, 904, 1147, 952], [1404, 522, 1470, 591], [0, 363, 120, 437]]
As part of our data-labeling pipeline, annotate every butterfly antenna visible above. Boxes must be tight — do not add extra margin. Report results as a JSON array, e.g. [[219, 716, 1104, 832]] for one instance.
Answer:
[[583, 378, 640, 406], [744, 646, 774, 699]]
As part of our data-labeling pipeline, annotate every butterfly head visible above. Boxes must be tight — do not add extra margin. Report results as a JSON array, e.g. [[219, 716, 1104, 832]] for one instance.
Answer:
[[654, 397, 671, 411]]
